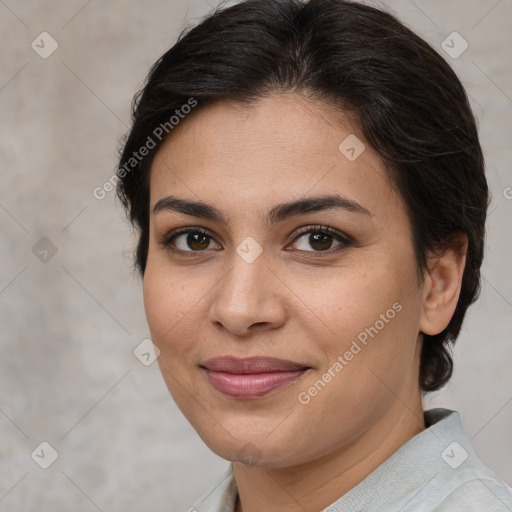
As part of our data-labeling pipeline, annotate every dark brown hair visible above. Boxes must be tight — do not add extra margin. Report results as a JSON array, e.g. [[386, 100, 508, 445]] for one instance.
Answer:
[[116, 0, 489, 392]]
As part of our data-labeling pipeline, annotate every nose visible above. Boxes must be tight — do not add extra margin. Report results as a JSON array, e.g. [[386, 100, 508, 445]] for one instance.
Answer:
[[208, 249, 288, 337]]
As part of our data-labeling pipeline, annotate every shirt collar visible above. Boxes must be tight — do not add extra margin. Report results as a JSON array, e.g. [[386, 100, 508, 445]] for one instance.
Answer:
[[190, 408, 467, 511]]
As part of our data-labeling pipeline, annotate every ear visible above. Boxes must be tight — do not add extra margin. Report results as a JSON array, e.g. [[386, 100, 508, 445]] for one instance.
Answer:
[[419, 234, 468, 336]]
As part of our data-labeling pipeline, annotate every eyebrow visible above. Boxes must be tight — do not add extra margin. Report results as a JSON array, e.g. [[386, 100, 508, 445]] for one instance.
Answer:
[[153, 194, 372, 225]]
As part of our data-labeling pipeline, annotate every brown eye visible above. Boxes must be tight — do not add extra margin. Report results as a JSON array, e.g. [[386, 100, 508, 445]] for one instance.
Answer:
[[307, 232, 334, 251], [182, 231, 211, 251], [290, 226, 351, 253], [161, 228, 221, 253]]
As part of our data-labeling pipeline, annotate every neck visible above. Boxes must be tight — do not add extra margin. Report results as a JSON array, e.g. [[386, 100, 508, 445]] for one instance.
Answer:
[[233, 395, 425, 512]]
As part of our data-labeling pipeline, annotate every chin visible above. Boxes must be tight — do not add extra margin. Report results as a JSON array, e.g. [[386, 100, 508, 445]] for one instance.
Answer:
[[196, 426, 309, 468]]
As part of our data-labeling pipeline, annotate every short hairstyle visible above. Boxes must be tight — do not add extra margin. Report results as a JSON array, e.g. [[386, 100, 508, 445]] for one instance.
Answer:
[[116, 0, 489, 392]]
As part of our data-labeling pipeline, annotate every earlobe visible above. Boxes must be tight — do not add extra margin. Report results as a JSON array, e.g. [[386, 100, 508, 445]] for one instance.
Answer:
[[419, 235, 468, 336]]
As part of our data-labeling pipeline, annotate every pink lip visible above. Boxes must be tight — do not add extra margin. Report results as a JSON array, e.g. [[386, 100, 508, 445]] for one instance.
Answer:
[[201, 356, 310, 398]]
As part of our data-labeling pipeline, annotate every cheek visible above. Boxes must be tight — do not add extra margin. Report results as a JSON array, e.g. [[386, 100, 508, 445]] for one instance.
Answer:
[[142, 263, 193, 354], [142, 264, 203, 407], [142, 258, 219, 374], [143, 266, 170, 339], [306, 257, 422, 381], [310, 268, 405, 340]]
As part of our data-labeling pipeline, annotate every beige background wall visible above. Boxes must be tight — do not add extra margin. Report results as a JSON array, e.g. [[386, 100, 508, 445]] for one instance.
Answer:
[[0, 0, 510, 510]]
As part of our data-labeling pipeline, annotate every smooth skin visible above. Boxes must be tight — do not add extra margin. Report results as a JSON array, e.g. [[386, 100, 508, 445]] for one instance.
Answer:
[[143, 93, 467, 512]]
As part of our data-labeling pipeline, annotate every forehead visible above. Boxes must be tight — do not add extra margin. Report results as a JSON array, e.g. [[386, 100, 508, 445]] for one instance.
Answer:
[[149, 94, 401, 223]]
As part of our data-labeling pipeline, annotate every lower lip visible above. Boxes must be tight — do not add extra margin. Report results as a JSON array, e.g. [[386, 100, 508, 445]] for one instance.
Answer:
[[203, 369, 308, 398]]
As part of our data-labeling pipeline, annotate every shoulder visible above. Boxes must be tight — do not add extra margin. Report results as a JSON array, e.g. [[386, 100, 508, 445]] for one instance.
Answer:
[[189, 465, 238, 512], [378, 409, 512, 512], [434, 469, 512, 511]]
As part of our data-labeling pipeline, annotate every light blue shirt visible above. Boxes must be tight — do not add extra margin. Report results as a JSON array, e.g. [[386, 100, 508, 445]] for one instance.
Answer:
[[190, 408, 512, 511]]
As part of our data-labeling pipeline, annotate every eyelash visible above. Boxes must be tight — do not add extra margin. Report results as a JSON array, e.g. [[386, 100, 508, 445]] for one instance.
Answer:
[[158, 225, 352, 259]]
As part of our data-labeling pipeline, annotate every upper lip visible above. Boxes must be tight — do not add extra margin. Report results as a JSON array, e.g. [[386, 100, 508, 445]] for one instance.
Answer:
[[201, 356, 309, 374]]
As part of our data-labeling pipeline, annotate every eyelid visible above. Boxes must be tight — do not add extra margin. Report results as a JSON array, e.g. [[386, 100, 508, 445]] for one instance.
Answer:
[[157, 226, 220, 254], [291, 224, 352, 244], [158, 224, 352, 255]]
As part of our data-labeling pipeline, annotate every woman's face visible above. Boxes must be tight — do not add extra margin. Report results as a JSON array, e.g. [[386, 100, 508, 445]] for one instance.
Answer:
[[144, 93, 426, 467]]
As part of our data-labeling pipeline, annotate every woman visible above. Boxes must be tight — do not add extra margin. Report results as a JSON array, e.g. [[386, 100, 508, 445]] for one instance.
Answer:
[[116, 0, 512, 510]]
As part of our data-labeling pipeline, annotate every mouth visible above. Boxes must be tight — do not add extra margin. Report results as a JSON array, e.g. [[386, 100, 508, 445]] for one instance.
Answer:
[[200, 356, 311, 399]]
